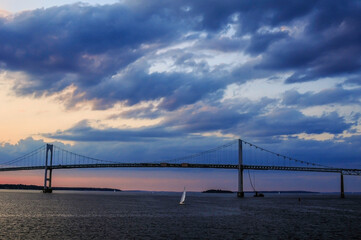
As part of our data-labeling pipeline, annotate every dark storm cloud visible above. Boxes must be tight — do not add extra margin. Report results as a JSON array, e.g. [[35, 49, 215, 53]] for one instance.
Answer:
[[282, 87, 361, 107]]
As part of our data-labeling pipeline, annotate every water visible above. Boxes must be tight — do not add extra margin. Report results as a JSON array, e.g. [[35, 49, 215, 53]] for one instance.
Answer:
[[0, 190, 360, 239]]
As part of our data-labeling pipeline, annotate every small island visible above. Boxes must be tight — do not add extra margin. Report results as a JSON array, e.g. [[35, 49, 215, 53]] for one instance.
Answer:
[[202, 189, 233, 193]]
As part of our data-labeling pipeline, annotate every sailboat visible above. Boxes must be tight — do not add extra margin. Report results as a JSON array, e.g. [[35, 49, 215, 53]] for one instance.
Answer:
[[179, 187, 186, 205]]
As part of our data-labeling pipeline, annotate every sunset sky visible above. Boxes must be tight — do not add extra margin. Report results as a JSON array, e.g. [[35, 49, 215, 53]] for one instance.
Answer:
[[0, 0, 360, 192]]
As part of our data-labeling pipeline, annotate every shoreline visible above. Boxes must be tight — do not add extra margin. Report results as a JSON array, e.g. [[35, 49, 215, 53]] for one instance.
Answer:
[[0, 184, 121, 192]]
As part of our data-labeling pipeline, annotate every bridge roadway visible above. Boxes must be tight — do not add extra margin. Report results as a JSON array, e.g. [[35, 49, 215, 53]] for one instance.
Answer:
[[0, 163, 360, 176]]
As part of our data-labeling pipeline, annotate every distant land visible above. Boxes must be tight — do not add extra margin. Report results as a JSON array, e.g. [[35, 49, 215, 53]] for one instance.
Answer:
[[0, 184, 121, 192], [202, 189, 319, 194], [202, 189, 233, 193], [253, 191, 319, 194]]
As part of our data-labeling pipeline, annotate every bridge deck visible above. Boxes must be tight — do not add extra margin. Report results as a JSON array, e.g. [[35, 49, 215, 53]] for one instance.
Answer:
[[0, 163, 359, 175]]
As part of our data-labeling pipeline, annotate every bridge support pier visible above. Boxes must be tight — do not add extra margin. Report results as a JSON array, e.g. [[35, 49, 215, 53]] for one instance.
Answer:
[[340, 172, 345, 198], [43, 144, 53, 193], [237, 139, 244, 198]]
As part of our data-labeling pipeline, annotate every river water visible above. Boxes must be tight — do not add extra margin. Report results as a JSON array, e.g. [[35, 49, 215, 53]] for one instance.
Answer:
[[0, 190, 360, 239]]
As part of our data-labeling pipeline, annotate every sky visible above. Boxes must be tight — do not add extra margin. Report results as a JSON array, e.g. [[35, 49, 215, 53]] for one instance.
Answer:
[[0, 0, 360, 192]]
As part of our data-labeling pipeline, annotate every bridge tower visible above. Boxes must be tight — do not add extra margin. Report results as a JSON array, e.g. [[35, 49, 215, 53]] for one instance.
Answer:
[[43, 144, 53, 193], [237, 139, 244, 198], [340, 172, 345, 198]]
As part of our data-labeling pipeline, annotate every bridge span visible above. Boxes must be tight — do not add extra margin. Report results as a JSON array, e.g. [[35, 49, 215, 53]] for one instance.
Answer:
[[0, 140, 360, 197], [1, 163, 360, 175]]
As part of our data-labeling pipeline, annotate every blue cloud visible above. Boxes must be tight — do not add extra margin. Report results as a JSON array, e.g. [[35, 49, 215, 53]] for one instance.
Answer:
[[163, 97, 275, 132], [344, 76, 361, 86], [246, 31, 289, 56], [282, 87, 361, 107], [44, 120, 184, 142], [256, 0, 361, 83], [0, 137, 45, 162], [237, 109, 351, 137], [109, 105, 162, 120]]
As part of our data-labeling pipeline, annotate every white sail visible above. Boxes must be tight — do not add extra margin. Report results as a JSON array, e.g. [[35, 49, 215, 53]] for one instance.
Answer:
[[179, 188, 186, 204]]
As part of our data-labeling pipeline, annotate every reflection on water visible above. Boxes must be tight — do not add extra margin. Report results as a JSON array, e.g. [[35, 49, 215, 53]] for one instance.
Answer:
[[0, 190, 360, 239]]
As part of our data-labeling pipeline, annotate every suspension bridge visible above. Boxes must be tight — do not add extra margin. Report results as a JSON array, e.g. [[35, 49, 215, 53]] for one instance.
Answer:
[[0, 139, 360, 197]]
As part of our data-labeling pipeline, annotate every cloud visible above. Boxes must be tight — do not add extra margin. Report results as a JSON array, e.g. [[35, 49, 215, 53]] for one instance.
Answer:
[[250, 135, 361, 168], [109, 104, 162, 120], [53, 96, 353, 144], [180, 0, 317, 34], [163, 97, 276, 132], [282, 87, 361, 107], [0, 0, 359, 111], [157, 96, 352, 139], [0, 137, 46, 162], [344, 76, 361, 86], [44, 120, 184, 142], [0, 2, 196, 98], [43, 92, 353, 147], [70, 61, 230, 110], [256, 0, 361, 83], [246, 31, 289, 56], [0, 1, 359, 158], [237, 108, 351, 137], [0, 2, 246, 110], [195, 37, 247, 53]]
